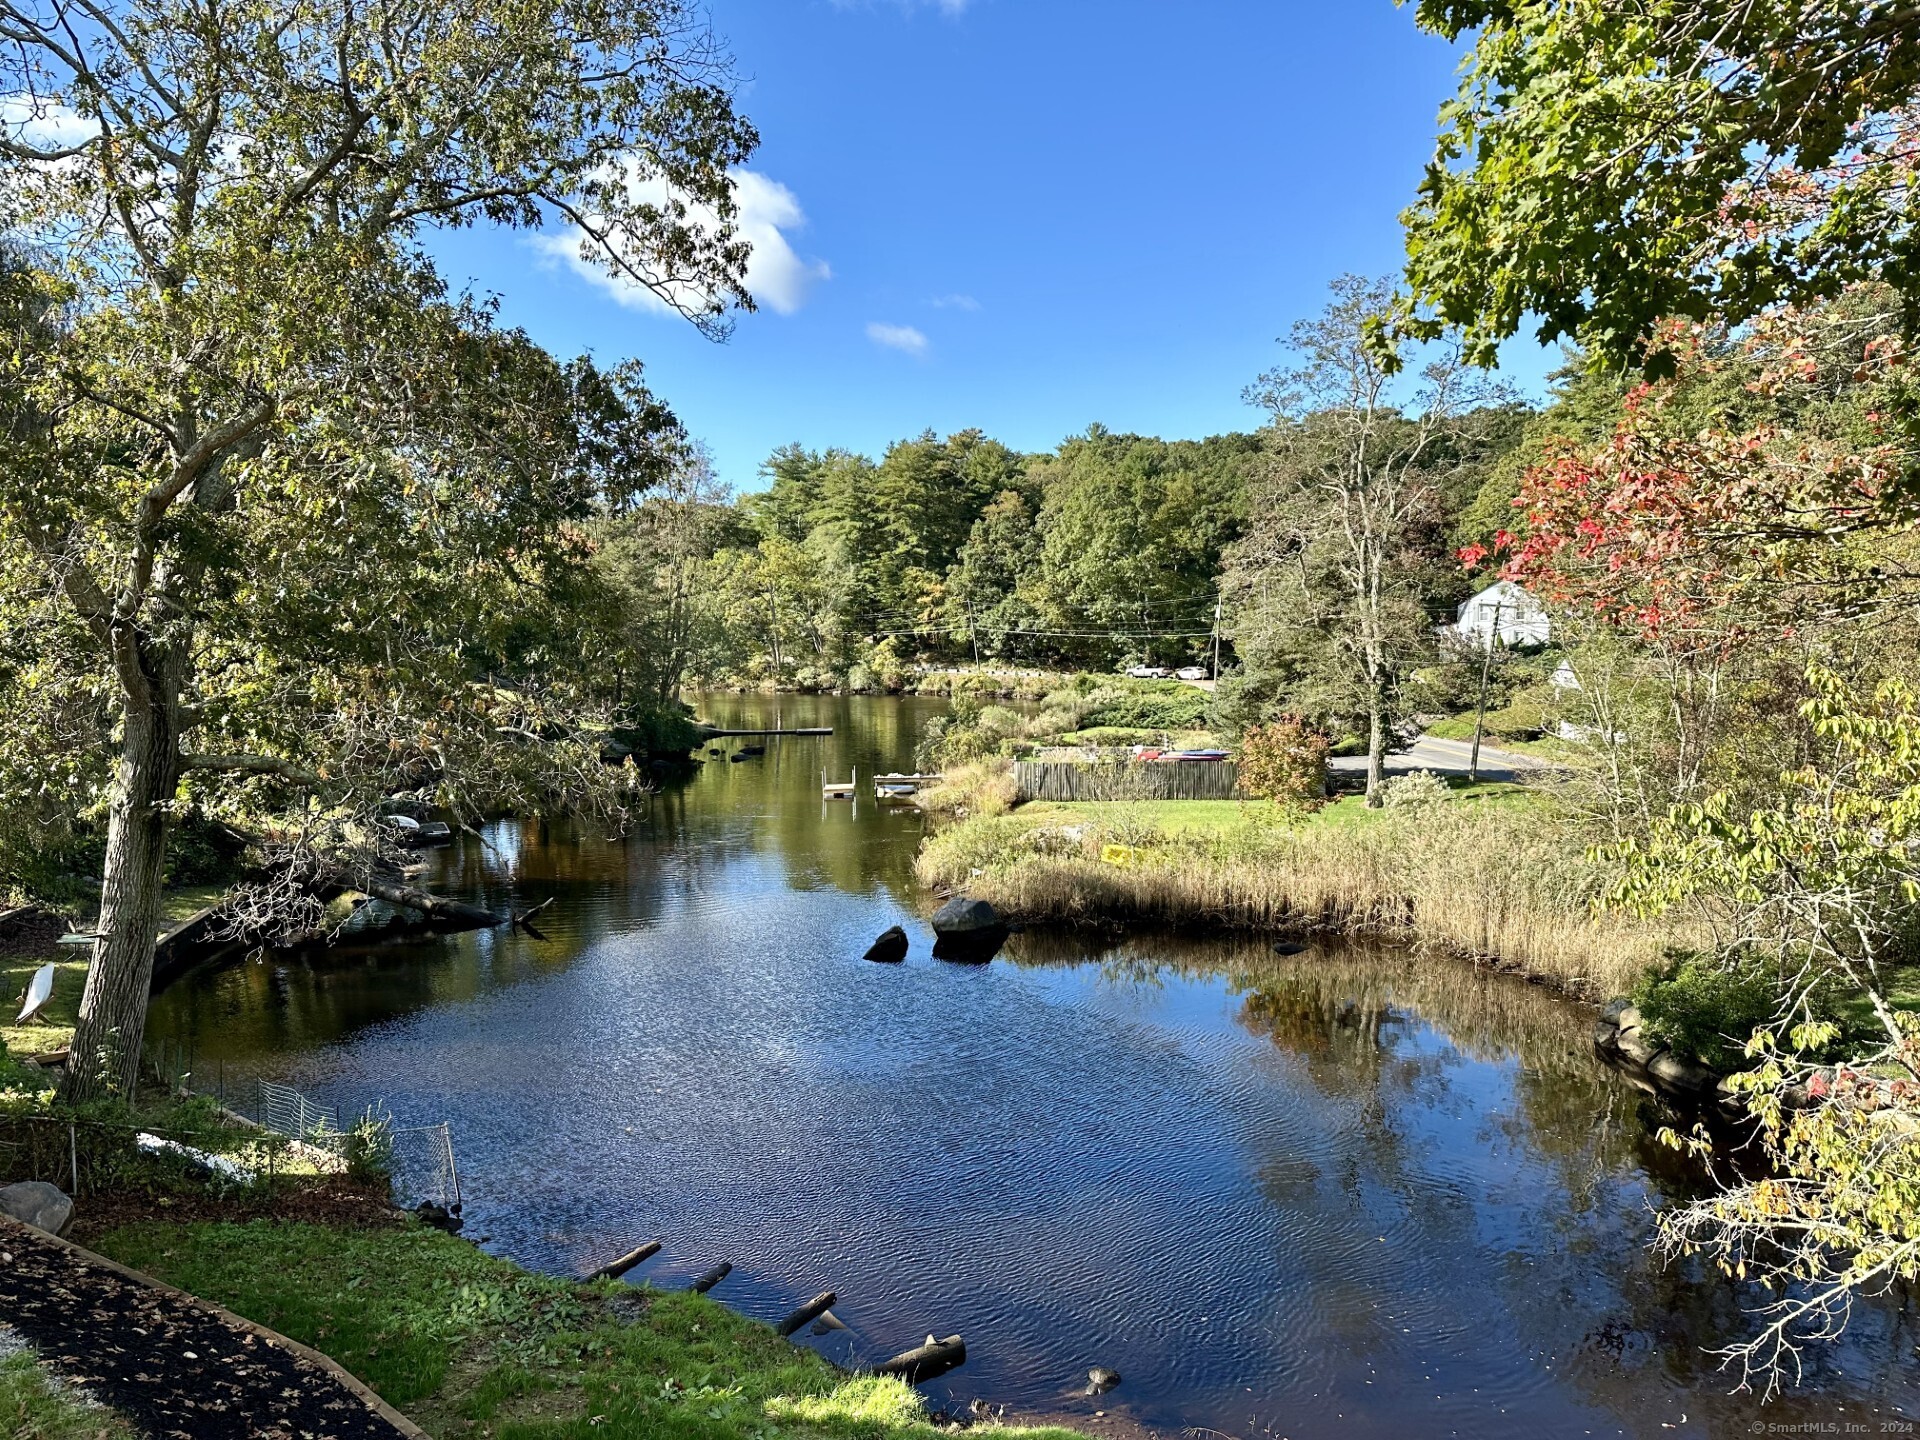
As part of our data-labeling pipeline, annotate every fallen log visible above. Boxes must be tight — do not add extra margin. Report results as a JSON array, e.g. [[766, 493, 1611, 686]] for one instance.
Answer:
[[777, 1290, 837, 1338], [336, 871, 506, 931], [689, 1263, 732, 1294], [587, 1240, 661, 1282], [873, 1334, 966, 1384]]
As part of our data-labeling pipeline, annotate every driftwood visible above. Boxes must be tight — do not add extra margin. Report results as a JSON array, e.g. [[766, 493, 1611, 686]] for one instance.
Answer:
[[510, 897, 555, 939], [873, 1334, 966, 1384], [689, 1263, 732, 1294], [587, 1241, 661, 1282], [776, 1290, 837, 1338]]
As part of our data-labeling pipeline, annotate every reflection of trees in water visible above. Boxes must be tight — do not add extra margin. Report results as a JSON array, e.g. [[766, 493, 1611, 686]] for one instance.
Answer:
[[1005, 929, 1920, 1423], [656, 693, 951, 903]]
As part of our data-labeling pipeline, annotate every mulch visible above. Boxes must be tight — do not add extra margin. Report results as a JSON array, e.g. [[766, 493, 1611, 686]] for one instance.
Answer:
[[0, 906, 69, 960], [0, 1215, 418, 1439], [68, 1181, 404, 1246]]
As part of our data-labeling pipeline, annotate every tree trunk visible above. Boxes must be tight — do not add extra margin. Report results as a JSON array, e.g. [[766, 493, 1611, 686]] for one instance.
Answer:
[[62, 702, 179, 1102], [1365, 693, 1386, 808]]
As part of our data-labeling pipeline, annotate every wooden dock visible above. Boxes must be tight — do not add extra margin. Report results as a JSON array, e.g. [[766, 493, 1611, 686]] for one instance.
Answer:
[[698, 726, 834, 738]]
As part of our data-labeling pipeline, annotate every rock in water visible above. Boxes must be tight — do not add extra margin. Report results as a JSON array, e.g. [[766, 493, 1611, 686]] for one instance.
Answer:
[[415, 1201, 464, 1234], [1271, 939, 1308, 957], [1086, 1366, 1121, 1395], [0, 1180, 72, 1237], [864, 926, 909, 963], [930, 896, 1002, 935]]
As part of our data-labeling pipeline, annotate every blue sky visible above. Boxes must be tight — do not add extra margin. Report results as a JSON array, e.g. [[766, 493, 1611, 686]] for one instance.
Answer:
[[431, 1, 1557, 493]]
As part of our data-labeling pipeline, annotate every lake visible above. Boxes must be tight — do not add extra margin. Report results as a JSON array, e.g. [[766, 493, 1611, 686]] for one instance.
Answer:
[[147, 693, 1920, 1439]]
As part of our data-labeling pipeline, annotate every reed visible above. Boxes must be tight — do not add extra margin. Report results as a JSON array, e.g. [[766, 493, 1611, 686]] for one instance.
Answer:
[[912, 758, 1020, 820], [916, 795, 1677, 999]]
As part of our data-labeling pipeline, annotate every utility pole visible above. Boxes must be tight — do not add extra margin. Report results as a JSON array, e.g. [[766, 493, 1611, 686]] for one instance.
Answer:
[[1469, 599, 1502, 784], [1211, 592, 1223, 682]]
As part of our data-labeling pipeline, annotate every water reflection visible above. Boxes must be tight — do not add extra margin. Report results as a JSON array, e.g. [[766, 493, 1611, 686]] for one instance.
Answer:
[[148, 697, 1919, 1440]]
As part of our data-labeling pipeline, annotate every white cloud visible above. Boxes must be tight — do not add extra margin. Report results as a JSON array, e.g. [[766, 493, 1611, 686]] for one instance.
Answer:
[[930, 293, 980, 312], [536, 167, 830, 318], [867, 322, 929, 357], [1, 94, 97, 152]]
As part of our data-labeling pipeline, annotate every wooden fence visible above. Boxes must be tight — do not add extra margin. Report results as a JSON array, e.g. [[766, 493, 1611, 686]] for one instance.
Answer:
[[1014, 760, 1244, 803]]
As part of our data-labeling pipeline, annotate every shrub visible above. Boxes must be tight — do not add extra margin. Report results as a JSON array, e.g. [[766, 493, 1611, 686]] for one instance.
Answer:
[[1237, 719, 1329, 806], [1082, 687, 1211, 730], [1380, 770, 1451, 812], [1631, 953, 1798, 1069], [342, 1112, 396, 1191], [915, 759, 1019, 820]]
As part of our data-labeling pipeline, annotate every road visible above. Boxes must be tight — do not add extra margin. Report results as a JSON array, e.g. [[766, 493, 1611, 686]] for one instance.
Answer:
[[1328, 732, 1548, 785]]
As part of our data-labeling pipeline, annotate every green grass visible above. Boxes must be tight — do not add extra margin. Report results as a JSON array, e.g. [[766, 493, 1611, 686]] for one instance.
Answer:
[[1834, 966, 1920, 1037], [0, 1343, 136, 1440], [1017, 782, 1539, 839], [2, 885, 232, 1057], [93, 1220, 1088, 1440], [1, 954, 90, 1062]]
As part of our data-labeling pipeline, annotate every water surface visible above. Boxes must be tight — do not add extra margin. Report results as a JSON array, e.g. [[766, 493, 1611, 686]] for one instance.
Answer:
[[150, 694, 1920, 1439]]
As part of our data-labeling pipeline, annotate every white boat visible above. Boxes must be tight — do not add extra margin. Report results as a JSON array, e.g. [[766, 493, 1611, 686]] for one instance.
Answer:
[[16, 962, 54, 1024]]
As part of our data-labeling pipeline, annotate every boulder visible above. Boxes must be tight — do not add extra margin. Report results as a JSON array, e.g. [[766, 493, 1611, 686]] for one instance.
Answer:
[[1648, 1051, 1720, 1096], [864, 926, 909, 963], [1615, 1029, 1662, 1067], [1591, 1018, 1621, 1053], [1613, 1004, 1643, 1032], [0, 1180, 72, 1237], [931, 897, 1002, 935], [1600, 997, 1634, 1023]]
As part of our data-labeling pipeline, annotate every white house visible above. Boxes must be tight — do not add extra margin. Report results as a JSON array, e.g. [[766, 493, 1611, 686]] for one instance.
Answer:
[[1454, 580, 1551, 649]]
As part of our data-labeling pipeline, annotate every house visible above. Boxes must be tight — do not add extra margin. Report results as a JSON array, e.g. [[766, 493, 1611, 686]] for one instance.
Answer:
[[1454, 580, 1551, 649]]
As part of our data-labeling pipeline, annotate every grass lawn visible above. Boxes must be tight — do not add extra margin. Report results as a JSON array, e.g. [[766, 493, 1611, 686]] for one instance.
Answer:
[[1834, 965, 1920, 1039], [1015, 781, 1541, 840], [92, 1219, 1089, 1440], [0, 1341, 137, 1440], [3, 885, 232, 1057]]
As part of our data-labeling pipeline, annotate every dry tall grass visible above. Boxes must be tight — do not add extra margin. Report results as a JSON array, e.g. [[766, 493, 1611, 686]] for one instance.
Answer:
[[916, 795, 1677, 998], [912, 759, 1020, 821]]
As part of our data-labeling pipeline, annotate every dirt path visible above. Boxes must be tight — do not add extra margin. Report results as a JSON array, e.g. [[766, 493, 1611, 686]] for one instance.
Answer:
[[0, 1215, 420, 1439]]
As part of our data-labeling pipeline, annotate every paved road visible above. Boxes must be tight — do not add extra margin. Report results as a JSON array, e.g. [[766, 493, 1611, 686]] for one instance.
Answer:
[[1328, 732, 1548, 784]]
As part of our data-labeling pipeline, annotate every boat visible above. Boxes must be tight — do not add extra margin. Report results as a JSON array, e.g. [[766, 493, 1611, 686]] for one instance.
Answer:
[[16, 962, 54, 1025], [381, 814, 455, 847]]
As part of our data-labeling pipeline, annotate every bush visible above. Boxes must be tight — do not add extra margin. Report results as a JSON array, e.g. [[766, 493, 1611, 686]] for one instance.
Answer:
[[1237, 719, 1329, 806], [1631, 953, 1798, 1069], [1380, 770, 1452, 812], [342, 1112, 395, 1191], [1082, 688, 1211, 730]]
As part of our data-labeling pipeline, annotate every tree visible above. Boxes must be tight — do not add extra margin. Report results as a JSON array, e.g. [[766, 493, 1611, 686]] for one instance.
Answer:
[[944, 490, 1046, 661], [594, 442, 740, 704], [1610, 668, 1920, 1394], [1025, 428, 1252, 669], [0, 0, 756, 1101], [1394, 1, 1920, 377], [1479, 295, 1920, 830], [1234, 275, 1506, 805]]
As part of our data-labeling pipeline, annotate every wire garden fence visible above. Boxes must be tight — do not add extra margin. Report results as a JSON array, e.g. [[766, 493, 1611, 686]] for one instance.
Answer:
[[4, 1035, 463, 1213]]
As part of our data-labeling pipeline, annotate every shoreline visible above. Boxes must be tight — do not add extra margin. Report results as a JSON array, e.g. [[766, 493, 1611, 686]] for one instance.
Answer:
[[912, 795, 1674, 1004]]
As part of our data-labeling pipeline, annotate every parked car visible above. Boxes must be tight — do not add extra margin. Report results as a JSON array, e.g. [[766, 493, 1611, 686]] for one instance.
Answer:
[[1125, 665, 1172, 679], [1175, 666, 1208, 681]]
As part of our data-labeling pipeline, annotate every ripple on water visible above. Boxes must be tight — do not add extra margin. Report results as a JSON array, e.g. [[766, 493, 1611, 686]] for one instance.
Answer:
[[146, 696, 1920, 1440]]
